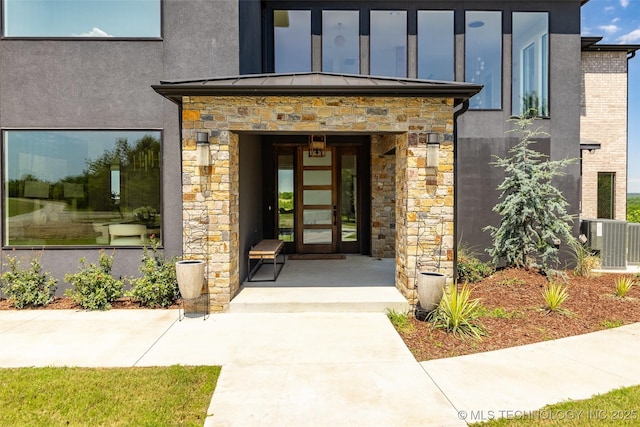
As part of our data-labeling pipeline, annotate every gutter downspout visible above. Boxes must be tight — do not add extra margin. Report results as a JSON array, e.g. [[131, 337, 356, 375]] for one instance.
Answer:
[[626, 50, 636, 217], [452, 99, 470, 283]]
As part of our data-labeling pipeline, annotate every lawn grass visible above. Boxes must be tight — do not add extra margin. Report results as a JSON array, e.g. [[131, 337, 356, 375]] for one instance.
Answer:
[[474, 385, 640, 426], [0, 365, 220, 426]]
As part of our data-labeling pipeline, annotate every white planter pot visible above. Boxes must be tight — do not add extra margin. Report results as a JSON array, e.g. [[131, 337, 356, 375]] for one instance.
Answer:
[[416, 272, 446, 312], [175, 260, 205, 300]]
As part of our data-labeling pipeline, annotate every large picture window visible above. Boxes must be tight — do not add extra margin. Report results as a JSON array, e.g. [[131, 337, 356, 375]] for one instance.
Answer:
[[370, 10, 407, 77], [3, 0, 160, 38], [274, 10, 311, 73], [512, 12, 549, 116], [418, 11, 454, 81], [322, 11, 359, 74], [465, 11, 502, 109], [3, 130, 162, 247]]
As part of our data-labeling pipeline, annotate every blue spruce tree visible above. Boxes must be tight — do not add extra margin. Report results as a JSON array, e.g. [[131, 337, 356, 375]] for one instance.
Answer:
[[484, 114, 575, 271]]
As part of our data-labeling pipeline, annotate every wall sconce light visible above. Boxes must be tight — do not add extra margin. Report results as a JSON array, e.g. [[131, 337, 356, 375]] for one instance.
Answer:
[[426, 132, 440, 167], [308, 135, 327, 157], [196, 132, 210, 167]]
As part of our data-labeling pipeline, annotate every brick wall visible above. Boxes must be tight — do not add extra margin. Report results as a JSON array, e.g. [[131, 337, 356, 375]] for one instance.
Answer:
[[580, 51, 628, 220], [180, 95, 455, 310]]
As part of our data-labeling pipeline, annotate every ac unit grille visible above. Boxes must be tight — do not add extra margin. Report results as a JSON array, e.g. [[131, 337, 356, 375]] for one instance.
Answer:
[[628, 223, 640, 265], [581, 219, 627, 270]]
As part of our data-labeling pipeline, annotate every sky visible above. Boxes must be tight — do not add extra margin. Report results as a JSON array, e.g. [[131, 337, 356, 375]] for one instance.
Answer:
[[582, 0, 640, 193], [3, 0, 160, 38]]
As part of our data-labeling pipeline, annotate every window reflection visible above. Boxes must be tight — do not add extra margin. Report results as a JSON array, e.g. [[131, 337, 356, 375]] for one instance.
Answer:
[[274, 10, 311, 72], [3, 131, 162, 246], [277, 154, 294, 242], [370, 11, 407, 77], [418, 11, 454, 81], [512, 12, 549, 116], [322, 11, 359, 74], [465, 11, 502, 109], [341, 154, 357, 242]]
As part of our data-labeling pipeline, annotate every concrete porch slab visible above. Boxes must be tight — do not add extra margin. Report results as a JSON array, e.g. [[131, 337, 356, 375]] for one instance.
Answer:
[[231, 255, 409, 313], [229, 286, 410, 313]]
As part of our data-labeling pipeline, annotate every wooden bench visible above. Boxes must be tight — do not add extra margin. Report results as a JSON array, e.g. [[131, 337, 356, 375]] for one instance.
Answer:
[[247, 239, 285, 282]]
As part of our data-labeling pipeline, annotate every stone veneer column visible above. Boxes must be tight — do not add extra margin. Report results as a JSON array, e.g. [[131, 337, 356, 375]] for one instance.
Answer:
[[371, 134, 396, 258], [181, 95, 455, 311]]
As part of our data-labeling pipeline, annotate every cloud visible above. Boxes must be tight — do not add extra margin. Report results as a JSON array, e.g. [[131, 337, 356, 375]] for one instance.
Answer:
[[73, 27, 113, 37], [599, 24, 620, 34], [605, 6, 615, 12], [616, 28, 640, 43], [620, 0, 630, 7]]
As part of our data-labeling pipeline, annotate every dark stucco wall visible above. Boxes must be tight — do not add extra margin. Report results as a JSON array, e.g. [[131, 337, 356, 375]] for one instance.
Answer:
[[0, 0, 240, 292], [455, 2, 583, 262]]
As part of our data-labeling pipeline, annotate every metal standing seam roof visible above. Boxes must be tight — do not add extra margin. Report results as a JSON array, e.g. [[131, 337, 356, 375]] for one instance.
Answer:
[[152, 72, 483, 106]]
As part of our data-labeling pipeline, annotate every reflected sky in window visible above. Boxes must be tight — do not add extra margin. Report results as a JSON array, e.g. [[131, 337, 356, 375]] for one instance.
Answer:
[[274, 10, 311, 73], [3, 0, 160, 37], [370, 11, 407, 77], [322, 11, 359, 74], [465, 11, 502, 109], [418, 11, 454, 81]]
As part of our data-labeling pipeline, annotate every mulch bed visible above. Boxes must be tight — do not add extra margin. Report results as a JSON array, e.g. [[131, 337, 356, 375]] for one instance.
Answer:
[[400, 268, 640, 361]]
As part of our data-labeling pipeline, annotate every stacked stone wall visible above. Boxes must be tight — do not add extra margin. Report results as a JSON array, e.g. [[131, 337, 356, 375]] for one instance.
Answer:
[[371, 134, 396, 258]]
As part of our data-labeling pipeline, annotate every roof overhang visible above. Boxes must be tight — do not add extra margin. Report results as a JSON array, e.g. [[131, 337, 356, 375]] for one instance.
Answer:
[[581, 37, 640, 54], [152, 72, 483, 107]]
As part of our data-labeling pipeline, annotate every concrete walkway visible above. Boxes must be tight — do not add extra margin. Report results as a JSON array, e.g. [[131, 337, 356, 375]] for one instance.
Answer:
[[1, 310, 639, 426]]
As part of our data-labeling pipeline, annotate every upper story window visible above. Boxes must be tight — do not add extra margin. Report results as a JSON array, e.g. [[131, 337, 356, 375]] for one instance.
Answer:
[[322, 11, 359, 74], [465, 11, 502, 110], [370, 11, 407, 77], [512, 12, 549, 117], [274, 10, 311, 72], [2, 0, 160, 38], [3, 130, 162, 247], [418, 10, 454, 81]]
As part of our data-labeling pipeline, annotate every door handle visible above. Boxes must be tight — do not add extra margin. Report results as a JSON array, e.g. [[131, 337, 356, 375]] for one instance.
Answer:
[[333, 205, 337, 226]]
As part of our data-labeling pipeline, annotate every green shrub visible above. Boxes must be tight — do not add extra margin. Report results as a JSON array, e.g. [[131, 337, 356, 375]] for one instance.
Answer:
[[127, 238, 179, 308], [65, 251, 123, 310], [456, 247, 494, 284], [0, 255, 57, 309], [541, 282, 569, 313], [614, 276, 635, 298], [428, 283, 485, 339]]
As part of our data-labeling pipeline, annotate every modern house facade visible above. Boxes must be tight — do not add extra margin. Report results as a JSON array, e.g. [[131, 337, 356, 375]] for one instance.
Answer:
[[0, 0, 635, 311]]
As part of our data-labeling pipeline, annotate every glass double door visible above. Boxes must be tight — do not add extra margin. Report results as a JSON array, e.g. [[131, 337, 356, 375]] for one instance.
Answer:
[[277, 145, 358, 254]]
